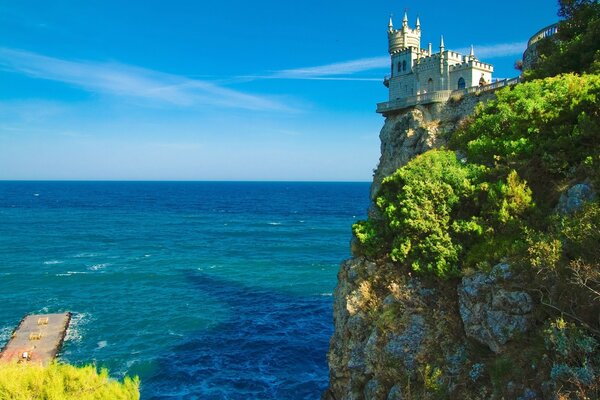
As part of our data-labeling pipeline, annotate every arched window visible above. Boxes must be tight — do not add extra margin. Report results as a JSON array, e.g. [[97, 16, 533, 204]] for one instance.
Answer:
[[397, 62, 401, 72], [458, 77, 466, 89], [427, 78, 434, 92], [402, 60, 407, 71]]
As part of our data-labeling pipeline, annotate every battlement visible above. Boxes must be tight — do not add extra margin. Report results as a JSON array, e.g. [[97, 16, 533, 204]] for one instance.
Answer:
[[450, 59, 494, 72]]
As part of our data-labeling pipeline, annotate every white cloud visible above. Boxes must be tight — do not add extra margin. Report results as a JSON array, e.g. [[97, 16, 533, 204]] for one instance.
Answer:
[[0, 47, 289, 112], [266, 41, 527, 81], [272, 56, 388, 79], [456, 41, 527, 59]]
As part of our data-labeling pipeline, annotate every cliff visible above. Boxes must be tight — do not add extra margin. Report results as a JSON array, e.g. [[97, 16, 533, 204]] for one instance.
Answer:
[[326, 94, 506, 400], [324, 75, 600, 400]]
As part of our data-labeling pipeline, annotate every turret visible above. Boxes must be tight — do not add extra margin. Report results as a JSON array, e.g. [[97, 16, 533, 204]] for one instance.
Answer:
[[388, 12, 421, 54]]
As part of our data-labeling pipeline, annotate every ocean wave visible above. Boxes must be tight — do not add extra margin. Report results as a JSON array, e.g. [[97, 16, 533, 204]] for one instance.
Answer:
[[65, 312, 90, 344], [0, 326, 13, 346], [88, 263, 111, 271], [267, 222, 282, 225], [96, 340, 108, 349], [56, 271, 90, 277], [43, 260, 64, 265], [72, 252, 100, 258]]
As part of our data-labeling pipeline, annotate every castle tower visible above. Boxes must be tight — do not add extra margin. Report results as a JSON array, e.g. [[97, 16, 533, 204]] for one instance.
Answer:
[[386, 12, 421, 100], [388, 12, 421, 54]]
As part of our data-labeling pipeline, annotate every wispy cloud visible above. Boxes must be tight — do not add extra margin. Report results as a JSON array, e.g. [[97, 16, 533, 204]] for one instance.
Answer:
[[0, 48, 289, 111], [271, 56, 388, 80], [456, 41, 527, 59], [265, 41, 527, 81]]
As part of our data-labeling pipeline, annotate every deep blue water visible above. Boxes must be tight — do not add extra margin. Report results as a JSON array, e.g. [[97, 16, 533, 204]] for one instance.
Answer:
[[0, 181, 370, 399]]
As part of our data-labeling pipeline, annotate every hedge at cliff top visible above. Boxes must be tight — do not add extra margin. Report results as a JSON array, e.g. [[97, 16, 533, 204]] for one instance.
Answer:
[[353, 149, 533, 279], [0, 363, 139, 400], [452, 73, 600, 194]]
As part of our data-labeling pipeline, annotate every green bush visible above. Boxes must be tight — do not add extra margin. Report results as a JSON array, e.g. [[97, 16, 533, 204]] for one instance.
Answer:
[[452, 73, 600, 197], [354, 150, 534, 278], [0, 363, 140, 399]]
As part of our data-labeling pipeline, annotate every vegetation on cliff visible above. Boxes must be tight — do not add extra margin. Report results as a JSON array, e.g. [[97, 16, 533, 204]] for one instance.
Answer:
[[349, 3, 600, 397], [526, 0, 600, 79], [0, 363, 140, 399]]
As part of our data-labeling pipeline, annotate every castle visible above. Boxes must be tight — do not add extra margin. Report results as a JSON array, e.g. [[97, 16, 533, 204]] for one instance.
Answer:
[[378, 12, 494, 113]]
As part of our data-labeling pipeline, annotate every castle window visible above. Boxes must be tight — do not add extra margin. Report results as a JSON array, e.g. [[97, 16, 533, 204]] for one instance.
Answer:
[[402, 60, 407, 71], [427, 78, 433, 92], [397, 62, 401, 72], [458, 77, 466, 89]]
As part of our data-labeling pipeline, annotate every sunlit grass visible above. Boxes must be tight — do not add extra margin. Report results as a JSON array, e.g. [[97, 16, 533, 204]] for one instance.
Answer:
[[0, 362, 139, 399]]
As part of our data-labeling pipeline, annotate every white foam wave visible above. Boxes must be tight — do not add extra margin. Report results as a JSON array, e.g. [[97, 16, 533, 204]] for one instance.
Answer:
[[96, 340, 107, 349], [0, 326, 13, 345], [268, 222, 282, 225], [88, 263, 111, 271], [73, 252, 100, 258], [56, 271, 90, 277], [320, 293, 333, 296], [65, 312, 90, 343], [43, 260, 64, 265]]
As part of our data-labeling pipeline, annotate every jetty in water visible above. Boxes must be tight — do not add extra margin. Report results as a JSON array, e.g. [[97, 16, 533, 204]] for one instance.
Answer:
[[0, 313, 71, 365]]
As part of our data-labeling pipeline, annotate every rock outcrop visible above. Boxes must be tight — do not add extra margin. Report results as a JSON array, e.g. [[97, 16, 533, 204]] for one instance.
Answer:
[[458, 263, 533, 353]]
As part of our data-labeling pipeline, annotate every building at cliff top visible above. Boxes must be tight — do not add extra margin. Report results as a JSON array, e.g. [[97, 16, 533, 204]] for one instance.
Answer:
[[377, 12, 495, 114]]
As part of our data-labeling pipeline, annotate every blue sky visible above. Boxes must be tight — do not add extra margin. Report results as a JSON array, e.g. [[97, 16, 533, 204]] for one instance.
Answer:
[[0, 0, 558, 181]]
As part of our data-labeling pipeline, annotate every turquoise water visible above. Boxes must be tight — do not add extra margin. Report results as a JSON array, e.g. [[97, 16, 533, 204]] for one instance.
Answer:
[[0, 181, 370, 399]]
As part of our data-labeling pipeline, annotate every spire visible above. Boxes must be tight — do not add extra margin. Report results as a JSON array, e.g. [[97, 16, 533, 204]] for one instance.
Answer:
[[416, 16, 421, 30], [428, 42, 432, 55], [440, 35, 445, 51], [469, 44, 475, 59], [402, 11, 408, 26], [388, 15, 394, 32]]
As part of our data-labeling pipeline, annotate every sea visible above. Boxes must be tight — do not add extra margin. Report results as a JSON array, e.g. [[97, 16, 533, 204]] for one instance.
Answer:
[[0, 181, 371, 399]]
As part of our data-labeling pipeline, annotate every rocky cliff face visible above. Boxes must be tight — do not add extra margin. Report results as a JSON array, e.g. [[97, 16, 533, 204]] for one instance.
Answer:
[[324, 93, 541, 400]]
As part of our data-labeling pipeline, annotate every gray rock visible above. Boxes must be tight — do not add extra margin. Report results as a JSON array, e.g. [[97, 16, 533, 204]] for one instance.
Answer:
[[384, 315, 426, 370], [557, 183, 596, 214], [364, 379, 387, 400], [458, 263, 533, 353], [348, 342, 366, 370], [386, 384, 403, 400]]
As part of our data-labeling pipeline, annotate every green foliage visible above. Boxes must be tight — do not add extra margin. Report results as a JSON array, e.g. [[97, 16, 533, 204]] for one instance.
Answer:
[[526, 0, 600, 79], [421, 364, 444, 395], [452, 73, 600, 194], [353, 150, 534, 278], [544, 318, 600, 389], [375, 150, 483, 278], [561, 202, 600, 262], [0, 363, 140, 400]]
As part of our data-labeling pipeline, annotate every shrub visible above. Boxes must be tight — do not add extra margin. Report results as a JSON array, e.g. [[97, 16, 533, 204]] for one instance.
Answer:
[[0, 363, 140, 399], [354, 150, 534, 279], [544, 318, 600, 392], [452, 73, 600, 198]]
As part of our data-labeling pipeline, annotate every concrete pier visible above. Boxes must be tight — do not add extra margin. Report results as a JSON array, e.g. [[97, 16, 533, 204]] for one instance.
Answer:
[[0, 313, 71, 365]]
